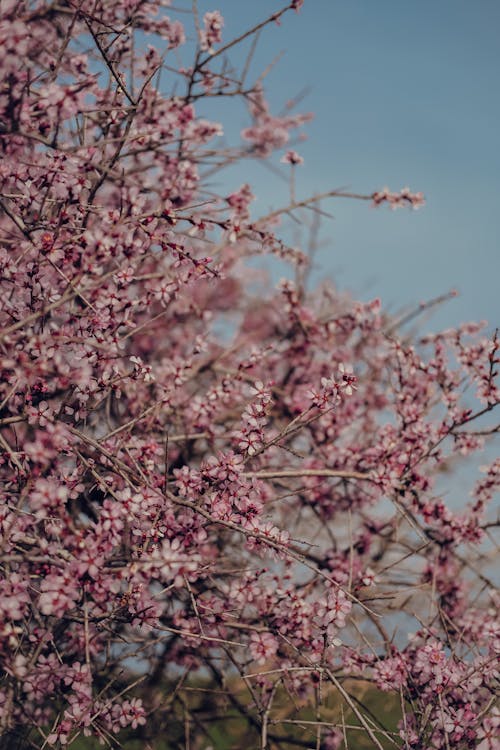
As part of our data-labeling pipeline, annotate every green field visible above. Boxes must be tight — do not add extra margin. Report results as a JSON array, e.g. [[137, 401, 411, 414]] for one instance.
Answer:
[[66, 679, 402, 750]]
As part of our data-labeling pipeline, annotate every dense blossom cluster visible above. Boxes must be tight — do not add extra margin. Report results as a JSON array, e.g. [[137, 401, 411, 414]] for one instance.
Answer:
[[0, 1, 498, 749]]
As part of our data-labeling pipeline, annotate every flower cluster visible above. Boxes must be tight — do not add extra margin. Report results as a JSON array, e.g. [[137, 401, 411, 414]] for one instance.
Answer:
[[242, 85, 313, 157], [372, 186, 426, 209], [199, 10, 224, 53], [234, 380, 273, 456], [0, 1, 497, 748]]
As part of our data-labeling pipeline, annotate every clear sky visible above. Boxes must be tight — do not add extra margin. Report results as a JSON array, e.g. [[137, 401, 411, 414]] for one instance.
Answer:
[[193, 0, 499, 333]]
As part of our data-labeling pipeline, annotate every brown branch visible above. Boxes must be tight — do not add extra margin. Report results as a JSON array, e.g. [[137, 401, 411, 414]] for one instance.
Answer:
[[254, 190, 372, 227], [243, 468, 372, 482]]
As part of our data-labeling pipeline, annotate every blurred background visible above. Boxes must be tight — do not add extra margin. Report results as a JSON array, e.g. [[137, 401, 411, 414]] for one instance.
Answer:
[[192, 0, 499, 333]]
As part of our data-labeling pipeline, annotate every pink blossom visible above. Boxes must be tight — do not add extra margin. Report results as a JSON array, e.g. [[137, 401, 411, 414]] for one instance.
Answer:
[[149, 538, 201, 586], [280, 149, 304, 165], [200, 11, 224, 52], [227, 183, 255, 217], [323, 588, 352, 628], [164, 20, 186, 48], [372, 186, 425, 209], [0, 3, 496, 748], [249, 631, 279, 664], [476, 710, 500, 750], [47, 719, 73, 746], [373, 654, 407, 691], [337, 362, 357, 395], [39, 573, 79, 617], [0, 574, 30, 621], [26, 400, 53, 427]]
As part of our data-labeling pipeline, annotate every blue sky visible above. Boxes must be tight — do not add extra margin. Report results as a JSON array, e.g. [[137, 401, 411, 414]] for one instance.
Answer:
[[191, 0, 499, 332]]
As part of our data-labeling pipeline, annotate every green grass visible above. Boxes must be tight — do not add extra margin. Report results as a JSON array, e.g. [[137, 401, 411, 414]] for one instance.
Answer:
[[65, 679, 403, 750]]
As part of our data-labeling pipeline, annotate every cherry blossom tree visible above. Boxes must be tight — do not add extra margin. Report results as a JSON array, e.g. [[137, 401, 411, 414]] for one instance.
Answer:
[[0, 1, 498, 749]]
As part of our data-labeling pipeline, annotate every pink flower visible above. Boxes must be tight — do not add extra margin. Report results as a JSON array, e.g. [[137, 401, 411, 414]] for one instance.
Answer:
[[413, 639, 448, 686], [280, 149, 304, 165], [26, 400, 53, 427], [29, 477, 68, 518], [373, 655, 407, 691], [165, 20, 186, 49], [477, 710, 500, 750], [372, 186, 425, 209], [227, 183, 254, 216], [149, 538, 201, 586], [249, 631, 278, 664], [322, 728, 343, 750], [338, 362, 357, 395], [325, 588, 352, 628], [111, 697, 147, 731], [200, 11, 224, 52], [236, 429, 263, 456], [47, 719, 73, 746], [0, 574, 30, 620], [39, 573, 79, 617]]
